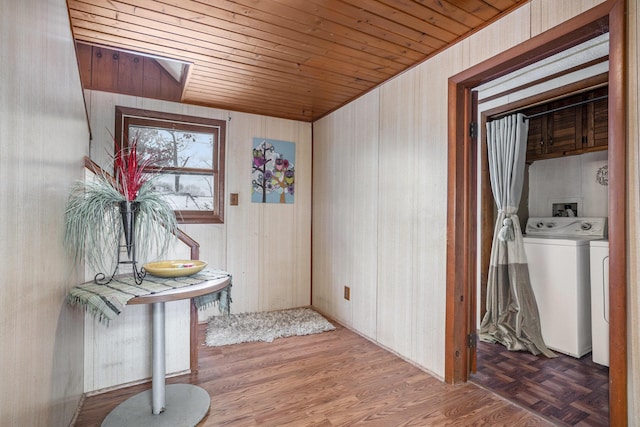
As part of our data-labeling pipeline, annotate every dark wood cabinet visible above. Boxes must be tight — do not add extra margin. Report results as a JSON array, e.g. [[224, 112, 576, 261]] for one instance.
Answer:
[[585, 88, 609, 149], [524, 86, 608, 162]]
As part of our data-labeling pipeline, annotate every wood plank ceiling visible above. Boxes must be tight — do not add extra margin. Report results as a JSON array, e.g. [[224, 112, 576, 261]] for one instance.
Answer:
[[68, 0, 528, 122]]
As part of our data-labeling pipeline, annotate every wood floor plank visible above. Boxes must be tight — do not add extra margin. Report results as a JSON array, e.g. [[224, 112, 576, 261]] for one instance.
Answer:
[[74, 320, 553, 426]]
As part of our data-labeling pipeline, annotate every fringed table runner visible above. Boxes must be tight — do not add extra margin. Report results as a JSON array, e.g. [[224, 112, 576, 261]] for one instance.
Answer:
[[67, 269, 232, 325]]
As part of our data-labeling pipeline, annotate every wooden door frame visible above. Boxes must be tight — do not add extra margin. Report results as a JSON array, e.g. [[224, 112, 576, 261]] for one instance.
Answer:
[[445, 0, 627, 425]]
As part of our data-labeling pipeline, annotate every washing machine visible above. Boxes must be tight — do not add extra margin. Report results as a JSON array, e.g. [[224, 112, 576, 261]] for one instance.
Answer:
[[523, 217, 607, 358], [590, 239, 609, 366]]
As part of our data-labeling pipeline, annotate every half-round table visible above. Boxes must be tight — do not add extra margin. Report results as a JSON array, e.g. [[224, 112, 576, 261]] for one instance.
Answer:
[[101, 275, 231, 427]]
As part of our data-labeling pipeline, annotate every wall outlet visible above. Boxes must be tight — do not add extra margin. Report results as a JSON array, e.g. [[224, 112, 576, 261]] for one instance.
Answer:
[[344, 285, 350, 300], [230, 193, 239, 206]]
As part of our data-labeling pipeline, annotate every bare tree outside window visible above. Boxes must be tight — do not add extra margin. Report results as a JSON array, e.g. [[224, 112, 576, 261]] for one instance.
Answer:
[[115, 106, 226, 224]]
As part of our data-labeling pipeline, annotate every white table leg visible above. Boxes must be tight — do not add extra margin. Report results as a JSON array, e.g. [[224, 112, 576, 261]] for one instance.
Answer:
[[152, 302, 166, 414], [102, 300, 211, 427]]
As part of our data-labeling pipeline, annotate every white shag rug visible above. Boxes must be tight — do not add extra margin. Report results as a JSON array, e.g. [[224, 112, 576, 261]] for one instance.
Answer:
[[205, 307, 336, 347]]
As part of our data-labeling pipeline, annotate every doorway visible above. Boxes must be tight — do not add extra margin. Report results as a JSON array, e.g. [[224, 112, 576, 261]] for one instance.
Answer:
[[472, 82, 611, 425], [444, 1, 627, 425]]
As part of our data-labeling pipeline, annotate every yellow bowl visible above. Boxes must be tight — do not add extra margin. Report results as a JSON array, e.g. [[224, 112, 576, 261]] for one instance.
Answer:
[[143, 260, 208, 278]]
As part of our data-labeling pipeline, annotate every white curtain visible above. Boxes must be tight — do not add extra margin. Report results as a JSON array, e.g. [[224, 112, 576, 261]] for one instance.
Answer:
[[479, 113, 555, 357]]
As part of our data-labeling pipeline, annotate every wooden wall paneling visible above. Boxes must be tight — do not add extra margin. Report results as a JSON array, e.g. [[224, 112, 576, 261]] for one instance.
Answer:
[[291, 121, 313, 308], [224, 111, 255, 315], [157, 61, 183, 100], [76, 42, 93, 88], [348, 91, 380, 339], [312, 41, 465, 379], [310, 116, 332, 315], [530, 0, 607, 37], [461, 4, 531, 70], [230, 115, 267, 314], [76, 44, 182, 103], [0, 0, 89, 425], [312, 90, 380, 336], [117, 51, 143, 96], [256, 124, 290, 310], [259, 118, 312, 311], [332, 104, 356, 325], [314, 107, 352, 325], [260, 209, 296, 309], [376, 69, 418, 359], [85, 90, 124, 170], [411, 49, 459, 373], [141, 58, 162, 99], [83, 301, 190, 392], [91, 46, 119, 92], [139, 55, 177, 100], [224, 113, 312, 314], [313, 111, 350, 321]]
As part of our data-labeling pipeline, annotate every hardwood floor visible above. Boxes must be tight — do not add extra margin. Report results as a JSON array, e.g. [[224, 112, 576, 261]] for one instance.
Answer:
[[74, 322, 553, 426], [471, 341, 609, 426]]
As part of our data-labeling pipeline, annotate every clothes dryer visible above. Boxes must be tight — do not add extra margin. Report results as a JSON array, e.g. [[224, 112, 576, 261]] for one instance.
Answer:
[[589, 239, 609, 367]]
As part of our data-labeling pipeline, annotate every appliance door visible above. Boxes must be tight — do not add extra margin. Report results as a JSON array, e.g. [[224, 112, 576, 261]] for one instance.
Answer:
[[523, 238, 592, 358]]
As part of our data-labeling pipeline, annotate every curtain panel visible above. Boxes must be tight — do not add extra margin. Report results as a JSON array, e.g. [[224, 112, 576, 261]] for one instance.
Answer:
[[479, 113, 555, 358]]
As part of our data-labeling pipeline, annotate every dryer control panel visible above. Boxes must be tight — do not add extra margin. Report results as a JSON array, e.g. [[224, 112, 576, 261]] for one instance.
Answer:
[[525, 217, 608, 239]]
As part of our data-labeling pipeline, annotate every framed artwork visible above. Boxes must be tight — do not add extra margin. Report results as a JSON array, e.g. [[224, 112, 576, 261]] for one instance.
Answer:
[[251, 138, 295, 204]]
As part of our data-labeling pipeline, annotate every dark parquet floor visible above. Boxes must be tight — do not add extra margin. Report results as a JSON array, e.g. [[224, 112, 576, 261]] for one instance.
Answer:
[[471, 341, 609, 426]]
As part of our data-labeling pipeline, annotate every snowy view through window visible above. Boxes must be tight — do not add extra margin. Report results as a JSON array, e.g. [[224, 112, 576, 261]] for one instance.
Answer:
[[130, 125, 215, 212]]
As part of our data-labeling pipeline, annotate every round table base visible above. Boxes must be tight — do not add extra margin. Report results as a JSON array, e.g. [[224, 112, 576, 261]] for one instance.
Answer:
[[101, 384, 210, 427]]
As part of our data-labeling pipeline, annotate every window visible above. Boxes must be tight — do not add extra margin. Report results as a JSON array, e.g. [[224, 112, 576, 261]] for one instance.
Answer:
[[115, 106, 226, 224]]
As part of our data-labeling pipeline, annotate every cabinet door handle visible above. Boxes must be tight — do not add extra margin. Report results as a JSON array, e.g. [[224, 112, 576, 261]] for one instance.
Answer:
[[549, 137, 553, 146], [540, 139, 544, 146]]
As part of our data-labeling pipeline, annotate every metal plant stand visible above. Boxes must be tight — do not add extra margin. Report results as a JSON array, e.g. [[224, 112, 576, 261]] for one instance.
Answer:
[[95, 200, 146, 285]]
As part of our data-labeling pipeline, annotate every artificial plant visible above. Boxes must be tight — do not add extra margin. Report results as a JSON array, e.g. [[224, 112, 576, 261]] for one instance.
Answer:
[[64, 137, 177, 279]]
